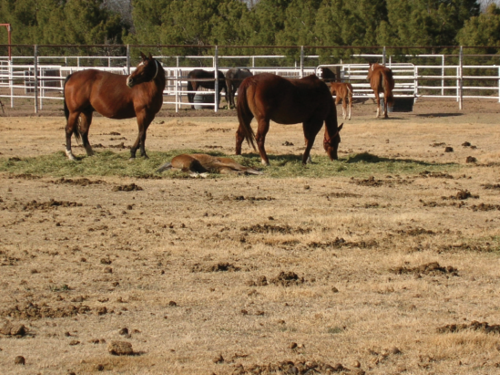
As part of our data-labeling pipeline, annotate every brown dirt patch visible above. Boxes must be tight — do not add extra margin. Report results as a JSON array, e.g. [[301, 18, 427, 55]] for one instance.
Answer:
[[437, 321, 500, 334], [1, 99, 500, 374], [390, 262, 459, 276]]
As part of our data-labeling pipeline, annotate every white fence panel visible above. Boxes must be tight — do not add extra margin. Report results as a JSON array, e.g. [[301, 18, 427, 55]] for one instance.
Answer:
[[0, 54, 499, 113]]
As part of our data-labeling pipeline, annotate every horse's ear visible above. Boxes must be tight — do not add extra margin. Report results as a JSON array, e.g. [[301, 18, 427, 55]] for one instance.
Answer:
[[148, 52, 153, 60], [140, 52, 147, 61], [338, 123, 344, 132]]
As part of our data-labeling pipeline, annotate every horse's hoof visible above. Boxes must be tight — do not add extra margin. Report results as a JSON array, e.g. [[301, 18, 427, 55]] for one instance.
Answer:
[[65, 150, 76, 161]]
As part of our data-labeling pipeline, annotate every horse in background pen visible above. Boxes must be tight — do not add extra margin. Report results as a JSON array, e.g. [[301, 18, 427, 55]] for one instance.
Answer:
[[367, 63, 395, 118], [318, 67, 336, 83], [63, 52, 165, 160], [329, 82, 353, 120], [235, 73, 343, 166], [225, 68, 253, 109], [186, 69, 227, 108]]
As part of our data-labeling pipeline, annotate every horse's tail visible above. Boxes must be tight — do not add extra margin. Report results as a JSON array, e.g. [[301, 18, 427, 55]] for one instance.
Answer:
[[63, 74, 81, 143], [346, 83, 353, 101], [63, 74, 72, 121], [383, 69, 395, 106], [236, 78, 256, 151]]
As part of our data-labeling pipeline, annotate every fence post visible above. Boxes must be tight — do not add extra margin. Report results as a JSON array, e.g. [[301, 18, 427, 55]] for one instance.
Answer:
[[458, 46, 463, 110], [34, 45, 38, 114], [382, 46, 386, 65], [126, 44, 130, 75], [300, 46, 304, 78], [9, 54, 13, 108], [441, 54, 445, 97], [414, 66, 418, 99], [214, 45, 219, 113], [498, 66, 500, 103]]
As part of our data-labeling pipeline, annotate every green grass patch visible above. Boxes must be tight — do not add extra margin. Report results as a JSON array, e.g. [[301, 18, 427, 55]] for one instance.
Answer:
[[0, 150, 463, 179]]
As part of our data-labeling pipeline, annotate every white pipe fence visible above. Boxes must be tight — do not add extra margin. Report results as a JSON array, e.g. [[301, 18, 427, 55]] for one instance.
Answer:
[[0, 53, 499, 113]]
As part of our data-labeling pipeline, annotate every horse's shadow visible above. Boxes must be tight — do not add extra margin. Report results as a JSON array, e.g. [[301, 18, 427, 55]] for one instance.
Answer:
[[415, 113, 463, 118], [240, 153, 303, 166], [242, 152, 453, 167], [376, 116, 405, 120], [344, 152, 453, 166]]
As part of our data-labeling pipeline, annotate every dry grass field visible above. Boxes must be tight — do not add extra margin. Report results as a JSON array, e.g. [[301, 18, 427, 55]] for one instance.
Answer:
[[0, 98, 500, 375]]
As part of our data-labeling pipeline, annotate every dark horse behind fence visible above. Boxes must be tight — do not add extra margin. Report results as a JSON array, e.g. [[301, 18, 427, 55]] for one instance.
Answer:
[[186, 69, 227, 108], [318, 67, 336, 83], [367, 62, 394, 118], [236, 73, 343, 166], [63, 52, 165, 160], [225, 68, 253, 109]]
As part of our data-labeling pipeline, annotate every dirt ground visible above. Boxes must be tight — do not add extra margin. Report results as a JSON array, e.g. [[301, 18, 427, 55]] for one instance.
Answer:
[[1, 98, 500, 375]]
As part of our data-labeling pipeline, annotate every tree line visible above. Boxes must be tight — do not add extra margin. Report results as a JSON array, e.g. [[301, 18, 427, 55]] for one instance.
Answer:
[[0, 0, 499, 57]]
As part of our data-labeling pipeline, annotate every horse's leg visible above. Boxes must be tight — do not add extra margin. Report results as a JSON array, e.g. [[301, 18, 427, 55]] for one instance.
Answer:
[[79, 110, 94, 156], [348, 90, 352, 120], [341, 96, 348, 120], [374, 92, 381, 118], [65, 111, 80, 160], [131, 113, 153, 159], [335, 96, 345, 120], [383, 91, 389, 118], [188, 81, 197, 109], [227, 82, 234, 109], [255, 118, 271, 166], [302, 120, 322, 165]]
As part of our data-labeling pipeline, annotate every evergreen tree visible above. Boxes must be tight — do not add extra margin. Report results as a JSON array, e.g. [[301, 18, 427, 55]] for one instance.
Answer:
[[383, 0, 480, 50], [245, 0, 293, 46], [457, 3, 500, 52], [126, 0, 172, 44], [0, 0, 125, 46], [275, 0, 322, 46], [63, 0, 124, 44]]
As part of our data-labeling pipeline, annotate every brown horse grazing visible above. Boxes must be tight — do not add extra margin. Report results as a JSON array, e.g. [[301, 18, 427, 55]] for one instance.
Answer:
[[329, 82, 353, 120], [367, 63, 395, 119], [156, 154, 263, 176], [186, 69, 227, 108], [225, 68, 253, 109], [63, 52, 165, 160], [236, 73, 343, 166]]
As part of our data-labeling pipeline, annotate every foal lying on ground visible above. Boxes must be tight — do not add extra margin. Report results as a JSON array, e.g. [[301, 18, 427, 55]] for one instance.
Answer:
[[156, 154, 263, 177]]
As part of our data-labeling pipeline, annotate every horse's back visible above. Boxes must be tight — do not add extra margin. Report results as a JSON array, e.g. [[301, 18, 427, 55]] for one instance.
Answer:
[[65, 70, 139, 118], [368, 63, 394, 91], [243, 73, 332, 124]]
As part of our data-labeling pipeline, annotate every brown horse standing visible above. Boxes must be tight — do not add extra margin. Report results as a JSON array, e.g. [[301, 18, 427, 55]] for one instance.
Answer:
[[63, 52, 165, 160], [367, 62, 394, 118], [329, 82, 353, 120], [236, 73, 343, 166], [225, 68, 253, 109]]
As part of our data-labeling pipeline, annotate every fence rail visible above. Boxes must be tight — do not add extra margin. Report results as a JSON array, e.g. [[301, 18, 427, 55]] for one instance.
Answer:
[[0, 51, 499, 113]]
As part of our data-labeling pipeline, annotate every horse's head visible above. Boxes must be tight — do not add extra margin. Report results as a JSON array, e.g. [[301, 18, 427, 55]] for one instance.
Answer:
[[324, 123, 343, 160], [126, 52, 160, 88]]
